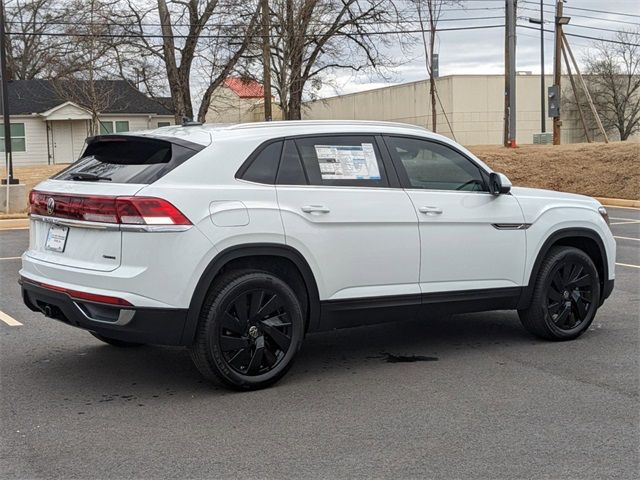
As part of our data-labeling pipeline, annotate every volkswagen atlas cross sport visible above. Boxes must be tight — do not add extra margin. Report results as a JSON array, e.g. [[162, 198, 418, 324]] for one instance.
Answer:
[[20, 120, 615, 390]]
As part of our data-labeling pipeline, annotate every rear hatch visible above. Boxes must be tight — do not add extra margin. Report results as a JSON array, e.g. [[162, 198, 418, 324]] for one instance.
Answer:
[[27, 135, 202, 272]]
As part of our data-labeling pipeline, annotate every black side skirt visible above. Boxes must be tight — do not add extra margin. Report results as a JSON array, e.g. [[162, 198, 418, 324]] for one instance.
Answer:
[[315, 287, 522, 332]]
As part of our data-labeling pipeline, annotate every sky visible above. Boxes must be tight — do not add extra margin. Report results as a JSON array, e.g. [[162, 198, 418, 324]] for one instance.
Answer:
[[319, 0, 640, 98]]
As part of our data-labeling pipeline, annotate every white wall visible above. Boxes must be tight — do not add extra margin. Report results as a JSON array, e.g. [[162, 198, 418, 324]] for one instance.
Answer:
[[302, 75, 562, 145], [5, 114, 174, 166]]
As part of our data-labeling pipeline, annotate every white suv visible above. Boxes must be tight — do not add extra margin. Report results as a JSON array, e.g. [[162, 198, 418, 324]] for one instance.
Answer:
[[20, 121, 615, 390]]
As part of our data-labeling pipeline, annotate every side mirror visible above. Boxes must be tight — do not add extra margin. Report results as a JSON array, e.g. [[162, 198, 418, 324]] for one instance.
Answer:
[[489, 172, 511, 195]]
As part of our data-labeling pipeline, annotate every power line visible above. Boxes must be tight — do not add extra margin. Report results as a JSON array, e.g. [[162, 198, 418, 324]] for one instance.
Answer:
[[518, 24, 640, 47], [518, 4, 640, 26], [6, 24, 507, 40], [521, 0, 640, 18], [3, 15, 507, 29], [564, 5, 640, 19]]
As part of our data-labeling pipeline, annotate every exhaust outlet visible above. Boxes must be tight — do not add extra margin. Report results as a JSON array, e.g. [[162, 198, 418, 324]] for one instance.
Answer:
[[43, 305, 53, 317]]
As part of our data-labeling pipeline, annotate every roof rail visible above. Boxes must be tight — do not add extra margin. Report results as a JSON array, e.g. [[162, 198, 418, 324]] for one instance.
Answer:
[[226, 120, 429, 131]]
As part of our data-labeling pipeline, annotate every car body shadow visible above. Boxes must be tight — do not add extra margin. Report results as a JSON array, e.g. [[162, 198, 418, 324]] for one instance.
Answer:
[[17, 310, 536, 396]]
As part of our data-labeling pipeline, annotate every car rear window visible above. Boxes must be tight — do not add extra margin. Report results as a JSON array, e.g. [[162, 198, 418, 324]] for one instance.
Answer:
[[54, 135, 203, 184]]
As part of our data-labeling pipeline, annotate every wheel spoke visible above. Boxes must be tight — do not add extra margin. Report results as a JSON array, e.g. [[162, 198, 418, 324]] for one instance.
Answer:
[[249, 290, 265, 318], [547, 301, 561, 314], [247, 336, 265, 374], [221, 312, 244, 335], [568, 274, 591, 288], [572, 295, 588, 320], [227, 348, 250, 370], [261, 321, 291, 352], [255, 294, 283, 318], [554, 304, 571, 327], [263, 347, 278, 368], [562, 264, 572, 285], [551, 273, 564, 295], [234, 293, 250, 323], [262, 313, 292, 328], [548, 287, 562, 302], [219, 335, 250, 352]]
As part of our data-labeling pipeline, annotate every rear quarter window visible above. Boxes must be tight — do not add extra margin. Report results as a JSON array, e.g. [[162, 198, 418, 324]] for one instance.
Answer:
[[54, 136, 201, 184]]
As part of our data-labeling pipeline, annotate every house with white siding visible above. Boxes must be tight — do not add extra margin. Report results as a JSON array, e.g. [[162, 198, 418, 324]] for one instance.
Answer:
[[1, 80, 175, 166]]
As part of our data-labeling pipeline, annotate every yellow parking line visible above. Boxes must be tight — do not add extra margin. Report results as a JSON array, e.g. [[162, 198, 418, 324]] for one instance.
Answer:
[[616, 262, 640, 269], [0, 256, 21, 261], [0, 227, 29, 231], [0, 310, 22, 326], [614, 236, 640, 242]]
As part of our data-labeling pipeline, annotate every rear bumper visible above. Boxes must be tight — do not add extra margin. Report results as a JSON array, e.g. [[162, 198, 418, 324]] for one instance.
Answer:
[[21, 279, 190, 346]]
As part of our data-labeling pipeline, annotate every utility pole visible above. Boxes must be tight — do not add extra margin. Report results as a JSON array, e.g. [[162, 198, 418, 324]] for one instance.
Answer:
[[551, 0, 568, 145], [528, 0, 546, 133], [260, 0, 272, 122], [0, 0, 17, 185], [503, 0, 517, 147]]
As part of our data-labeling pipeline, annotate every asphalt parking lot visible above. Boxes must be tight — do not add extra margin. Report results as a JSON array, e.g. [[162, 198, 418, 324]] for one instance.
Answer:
[[1, 206, 638, 479]]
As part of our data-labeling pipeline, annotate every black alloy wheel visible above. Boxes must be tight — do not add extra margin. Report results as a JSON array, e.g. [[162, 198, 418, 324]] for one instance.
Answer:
[[545, 260, 596, 332], [519, 246, 601, 341], [218, 288, 293, 376], [189, 270, 304, 390]]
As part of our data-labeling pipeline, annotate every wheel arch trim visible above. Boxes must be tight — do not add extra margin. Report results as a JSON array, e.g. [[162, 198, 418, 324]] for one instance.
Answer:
[[519, 227, 609, 309], [180, 243, 321, 344]]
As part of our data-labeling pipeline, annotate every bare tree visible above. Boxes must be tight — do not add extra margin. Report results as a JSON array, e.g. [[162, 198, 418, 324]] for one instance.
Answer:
[[49, 0, 126, 134], [3, 0, 84, 79], [578, 30, 640, 141], [268, 0, 401, 120], [116, 0, 260, 123], [413, 0, 460, 132]]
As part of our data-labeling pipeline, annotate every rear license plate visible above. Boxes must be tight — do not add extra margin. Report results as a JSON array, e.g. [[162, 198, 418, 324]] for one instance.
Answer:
[[45, 225, 69, 253]]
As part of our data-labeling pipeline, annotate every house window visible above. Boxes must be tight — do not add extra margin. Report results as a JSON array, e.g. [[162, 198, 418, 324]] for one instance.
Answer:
[[99, 121, 130, 134], [115, 121, 129, 133], [99, 121, 114, 134], [0, 123, 26, 152], [158, 121, 171, 128]]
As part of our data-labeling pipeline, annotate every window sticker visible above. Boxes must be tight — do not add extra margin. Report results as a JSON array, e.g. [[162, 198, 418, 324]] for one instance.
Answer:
[[314, 143, 381, 180]]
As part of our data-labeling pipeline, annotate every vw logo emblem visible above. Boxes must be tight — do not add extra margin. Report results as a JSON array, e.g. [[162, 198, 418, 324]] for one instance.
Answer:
[[46, 197, 55, 215]]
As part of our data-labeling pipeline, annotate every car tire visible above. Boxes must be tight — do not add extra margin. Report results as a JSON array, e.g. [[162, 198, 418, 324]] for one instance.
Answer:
[[89, 332, 144, 348], [518, 246, 601, 341], [189, 270, 305, 390]]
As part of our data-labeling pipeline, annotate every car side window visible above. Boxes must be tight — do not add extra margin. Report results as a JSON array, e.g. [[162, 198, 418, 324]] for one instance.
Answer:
[[239, 141, 283, 184], [294, 136, 389, 187], [385, 136, 487, 192]]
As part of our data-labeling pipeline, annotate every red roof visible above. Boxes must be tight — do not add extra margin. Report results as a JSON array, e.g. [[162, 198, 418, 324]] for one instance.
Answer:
[[224, 77, 265, 98]]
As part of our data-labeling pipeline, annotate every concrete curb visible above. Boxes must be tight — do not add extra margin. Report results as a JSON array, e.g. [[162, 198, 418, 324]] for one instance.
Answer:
[[596, 197, 640, 208], [0, 213, 28, 220], [0, 218, 29, 230]]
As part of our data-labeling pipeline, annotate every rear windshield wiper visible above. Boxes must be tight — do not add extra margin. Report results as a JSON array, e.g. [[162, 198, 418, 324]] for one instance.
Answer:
[[70, 172, 112, 182]]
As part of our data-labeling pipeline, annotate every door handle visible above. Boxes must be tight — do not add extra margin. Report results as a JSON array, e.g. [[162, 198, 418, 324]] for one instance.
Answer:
[[418, 206, 443, 215], [301, 205, 331, 214]]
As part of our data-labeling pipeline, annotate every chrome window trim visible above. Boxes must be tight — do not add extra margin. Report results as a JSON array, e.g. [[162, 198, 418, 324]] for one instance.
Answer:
[[30, 214, 191, 233]]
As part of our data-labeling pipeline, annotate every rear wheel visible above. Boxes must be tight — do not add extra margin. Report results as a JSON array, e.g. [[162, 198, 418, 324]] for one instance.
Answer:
[[519, 246, 600, 340], [189, 270, 305, 390], [89, 332, 144, 348]]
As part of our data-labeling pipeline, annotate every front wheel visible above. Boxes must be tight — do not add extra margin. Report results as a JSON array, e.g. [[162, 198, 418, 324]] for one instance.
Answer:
[[519, 246, 601, 341], [189, 270, 305, 390]]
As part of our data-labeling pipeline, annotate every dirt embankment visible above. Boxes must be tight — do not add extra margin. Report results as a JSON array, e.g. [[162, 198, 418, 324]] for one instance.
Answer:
[[469, 142, 639, 200]]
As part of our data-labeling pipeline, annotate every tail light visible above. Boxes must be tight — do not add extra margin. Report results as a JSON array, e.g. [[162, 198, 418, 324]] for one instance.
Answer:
[[29, 191, 191, 227]]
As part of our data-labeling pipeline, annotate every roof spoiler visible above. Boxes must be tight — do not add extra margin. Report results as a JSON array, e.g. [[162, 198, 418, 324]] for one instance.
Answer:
[[86, 134, 205, 152]]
